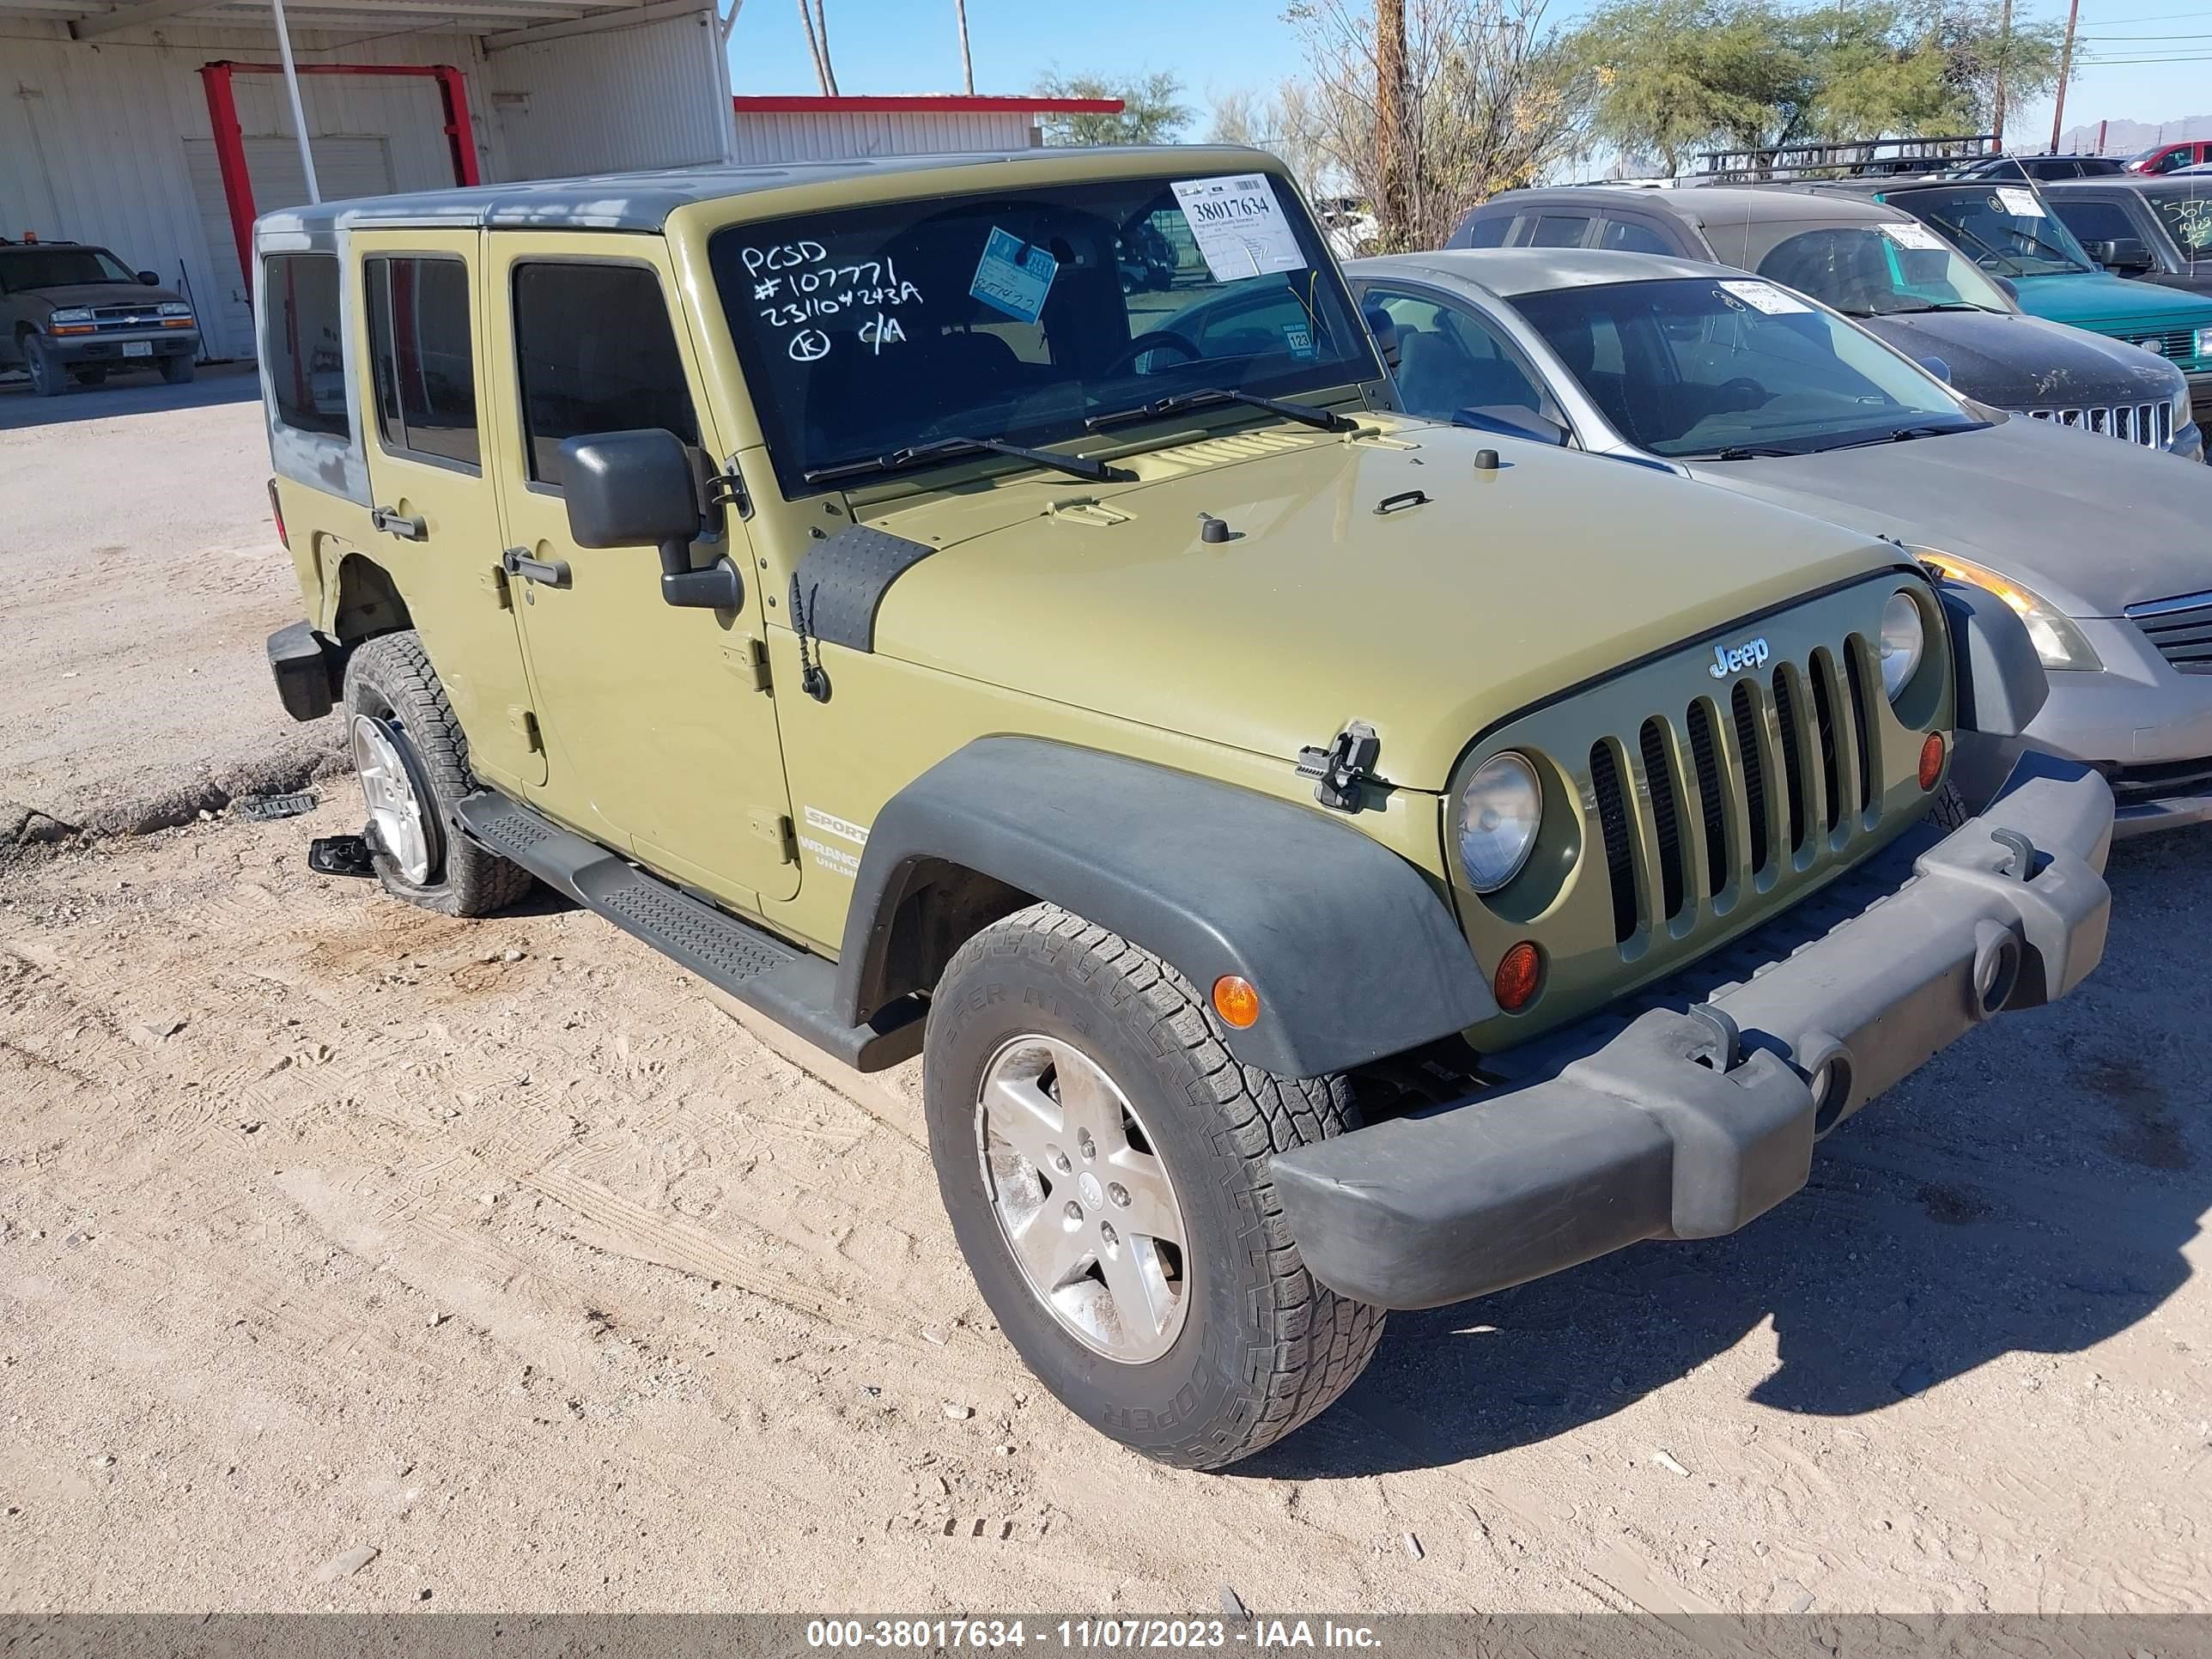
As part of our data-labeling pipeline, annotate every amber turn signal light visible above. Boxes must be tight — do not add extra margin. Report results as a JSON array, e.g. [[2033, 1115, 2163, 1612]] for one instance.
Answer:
[[1919, 732, 1946, 793], [1212, 975, 1261, 1029], [1493, 941, 1543, 1013]]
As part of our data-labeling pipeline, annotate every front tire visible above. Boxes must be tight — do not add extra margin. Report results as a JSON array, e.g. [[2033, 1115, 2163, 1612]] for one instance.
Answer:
[[341, 631, 532, 917], [924, 903, 1384, 1470], [24, 336, 66, 398], [161, 354, 196, 385]]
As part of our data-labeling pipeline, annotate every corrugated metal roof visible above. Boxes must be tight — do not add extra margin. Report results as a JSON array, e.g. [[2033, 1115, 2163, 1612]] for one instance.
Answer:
[[0, 0, 668, 46], [255, 143, 1274, 237]]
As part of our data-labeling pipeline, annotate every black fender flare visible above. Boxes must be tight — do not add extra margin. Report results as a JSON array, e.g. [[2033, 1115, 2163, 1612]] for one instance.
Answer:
[[1939, 578, 2049, 738], [836, 737, 1496, 1079]]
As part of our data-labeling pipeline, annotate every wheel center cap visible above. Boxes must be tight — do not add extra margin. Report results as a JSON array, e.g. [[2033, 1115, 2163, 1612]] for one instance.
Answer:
[[1077, 1172, 1104, 1209]]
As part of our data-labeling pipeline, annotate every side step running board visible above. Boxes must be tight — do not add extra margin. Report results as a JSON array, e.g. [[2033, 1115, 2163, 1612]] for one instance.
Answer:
[[453, 790, 926, 1072]]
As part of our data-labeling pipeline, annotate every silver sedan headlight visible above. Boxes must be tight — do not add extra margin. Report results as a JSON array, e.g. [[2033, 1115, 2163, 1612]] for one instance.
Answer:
[[1458, 751, 1543, 892], [1878, 590, 1926, 701], [1917, 551, 2102, 672]]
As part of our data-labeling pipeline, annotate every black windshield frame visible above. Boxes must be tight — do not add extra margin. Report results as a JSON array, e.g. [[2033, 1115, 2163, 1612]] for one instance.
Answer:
[[708, 173, 1381, 496]]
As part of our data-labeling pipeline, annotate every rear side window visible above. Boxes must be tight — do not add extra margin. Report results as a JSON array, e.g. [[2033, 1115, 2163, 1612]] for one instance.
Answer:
[[2051, 197, 2140, 249], [1597, 217, 1672, 254], [1463, 214, 1512, 248], [264, 252, 349, 440], [513, 262, 698, 488], [365, 256, 479, 470], [1530, 214, 1591, 247]]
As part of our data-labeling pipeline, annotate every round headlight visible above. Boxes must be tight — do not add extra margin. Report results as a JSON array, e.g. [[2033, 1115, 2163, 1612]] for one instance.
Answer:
[[1878, 590, 1925, 702], [1459, 751, 1543, 893]]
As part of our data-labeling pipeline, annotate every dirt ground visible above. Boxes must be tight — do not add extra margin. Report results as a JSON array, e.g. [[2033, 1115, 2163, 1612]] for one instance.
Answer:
[[3, 377, 2209, 1615]]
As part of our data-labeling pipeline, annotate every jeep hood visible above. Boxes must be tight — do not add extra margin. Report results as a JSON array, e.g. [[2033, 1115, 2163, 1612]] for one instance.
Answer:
[[1684, 416, 2212, 620], [856, 424, 1909, 791], [1862, 308, 2181, 410]]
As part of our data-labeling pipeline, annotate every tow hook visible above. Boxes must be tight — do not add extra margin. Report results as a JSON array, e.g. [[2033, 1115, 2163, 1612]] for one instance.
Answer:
[[1990, 827, 2039, 881]]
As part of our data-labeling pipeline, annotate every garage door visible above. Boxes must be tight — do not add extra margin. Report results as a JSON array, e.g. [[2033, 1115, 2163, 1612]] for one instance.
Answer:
[[184, 136, 392, 360]]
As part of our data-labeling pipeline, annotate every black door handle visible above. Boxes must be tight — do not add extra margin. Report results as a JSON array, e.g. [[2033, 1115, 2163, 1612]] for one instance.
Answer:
[[501, 547, 572, 588], [369, 505, 426, 540]]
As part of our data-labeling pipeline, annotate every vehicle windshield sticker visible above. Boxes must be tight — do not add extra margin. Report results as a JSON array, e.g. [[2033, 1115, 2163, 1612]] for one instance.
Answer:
[[969, 227, 1058, 325], [1996, 186, 2047, 218], [1170, 175, 1309, 283], [1879, 221, 1947, 251], [1717, 279, 1811, 315], [1282, 320, 1317, 358]]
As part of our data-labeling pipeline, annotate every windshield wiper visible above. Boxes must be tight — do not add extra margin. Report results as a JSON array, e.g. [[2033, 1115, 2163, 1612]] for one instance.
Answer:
[[1885, 301, 2001, 314], [1702, 443, 1805, 460], [1822, 422, 1978, 452], [804, 435, 1133, 487], [1086, 387, 1357, 434]]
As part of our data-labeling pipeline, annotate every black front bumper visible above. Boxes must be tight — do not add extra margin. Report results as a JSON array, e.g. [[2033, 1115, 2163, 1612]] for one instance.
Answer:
[[47, 331, 197, 366], [1273, 754, 2114, 1311]]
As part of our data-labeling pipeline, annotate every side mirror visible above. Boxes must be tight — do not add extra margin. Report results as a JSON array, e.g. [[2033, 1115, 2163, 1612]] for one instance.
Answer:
[[1917, 354, 1954, 383], [137, 270, 160, 285], [1992, 275, 2021, 301], [2087, 237, 2154, 272], [1453, 404, 1569, 446], [558, 428, 740, 611], [1363, 305, 1401, 369]]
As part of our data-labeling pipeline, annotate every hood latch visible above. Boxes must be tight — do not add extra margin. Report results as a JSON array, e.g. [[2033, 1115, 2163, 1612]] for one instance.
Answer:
[[1297, 720, 1381, 812]]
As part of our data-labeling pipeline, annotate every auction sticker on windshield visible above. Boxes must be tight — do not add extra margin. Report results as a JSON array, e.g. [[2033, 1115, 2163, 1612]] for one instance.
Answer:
[[1996, 187, 2046, 217], [1718, 279, 1811, 315], [1171, 175, 1308, 283], [1879, 221, 1947, 251], [969, 227, 1058, 324]]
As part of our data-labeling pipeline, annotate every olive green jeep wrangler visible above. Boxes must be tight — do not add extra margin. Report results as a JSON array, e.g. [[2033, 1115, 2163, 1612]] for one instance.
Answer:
[[257, 147, 2113, 1470]]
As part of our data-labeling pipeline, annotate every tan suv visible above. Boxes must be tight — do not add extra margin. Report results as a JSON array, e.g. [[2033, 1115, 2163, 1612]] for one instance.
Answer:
[[257, 147, 2114, 1468]]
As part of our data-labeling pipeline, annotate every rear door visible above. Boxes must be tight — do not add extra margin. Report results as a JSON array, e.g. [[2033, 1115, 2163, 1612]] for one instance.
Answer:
[[349, 228, 544, 791]]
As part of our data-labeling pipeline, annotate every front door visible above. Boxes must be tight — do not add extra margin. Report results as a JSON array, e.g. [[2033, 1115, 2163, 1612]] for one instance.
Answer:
[[483, 236, 798, 907], [349, 228, 544, 791]]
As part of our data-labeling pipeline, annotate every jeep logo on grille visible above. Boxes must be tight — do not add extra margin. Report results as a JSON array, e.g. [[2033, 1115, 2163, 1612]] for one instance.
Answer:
[[1708, 636, 1771, 678]]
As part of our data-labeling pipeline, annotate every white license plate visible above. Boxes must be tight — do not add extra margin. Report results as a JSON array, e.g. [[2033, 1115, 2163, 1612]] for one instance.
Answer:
[[122, 341, 153, 358]]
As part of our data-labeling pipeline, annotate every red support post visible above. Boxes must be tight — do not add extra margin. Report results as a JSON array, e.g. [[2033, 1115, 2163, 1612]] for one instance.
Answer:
[[198, 62, 258, 299], [433, 65, 480, 187]]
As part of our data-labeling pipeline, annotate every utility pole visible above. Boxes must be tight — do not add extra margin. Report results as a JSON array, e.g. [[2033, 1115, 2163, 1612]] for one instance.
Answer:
[[1991, 0, 2013, 149], [2051, 0, 2081, 155], [1376, 0, 1409, 250], [954, 0, 973, 95]]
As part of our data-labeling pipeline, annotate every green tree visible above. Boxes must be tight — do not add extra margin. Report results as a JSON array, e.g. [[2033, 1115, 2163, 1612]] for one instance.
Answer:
[[1560, 0, 1805, 174], [1032, 70, 1192, 144]]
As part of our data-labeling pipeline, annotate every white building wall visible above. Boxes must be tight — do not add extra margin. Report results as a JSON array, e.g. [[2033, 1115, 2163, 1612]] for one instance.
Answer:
[[730, 108, 1036, 164], [487, 11, 730, 179]]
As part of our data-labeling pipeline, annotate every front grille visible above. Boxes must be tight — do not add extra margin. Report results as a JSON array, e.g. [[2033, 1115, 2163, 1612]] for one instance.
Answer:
[[2106, 756, 2212, 807], [1592, 637, 1878, 944], [2127, 589, 2212, 673], [88, 304, 167, 332], [2107, 325, 2194, 363], [2020, 400, 2173, 448]]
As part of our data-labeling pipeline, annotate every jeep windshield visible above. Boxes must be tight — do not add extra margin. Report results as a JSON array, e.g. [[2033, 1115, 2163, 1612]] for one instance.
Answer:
[[1884, 185, 2097, 277], [1748, 222, 2013, 317], [708, 172, 1379, 494], [1508, 276, 1982, 460], [0, 246, 137, 291]]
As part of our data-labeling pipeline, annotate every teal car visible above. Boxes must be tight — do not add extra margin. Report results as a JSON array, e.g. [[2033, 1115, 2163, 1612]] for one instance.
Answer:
[[1810, 177, 2212, 411]]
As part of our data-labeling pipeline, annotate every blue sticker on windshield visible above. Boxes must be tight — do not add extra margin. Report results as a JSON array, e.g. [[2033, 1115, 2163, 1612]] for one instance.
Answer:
[[970, 227, 1058, 324]]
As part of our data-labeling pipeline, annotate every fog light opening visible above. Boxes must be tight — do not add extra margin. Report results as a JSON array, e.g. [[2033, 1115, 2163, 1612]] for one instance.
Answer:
[[1918, 732, 1947, 793], [1809, 1051, 1856, 1137], [1493, 941, 1543, 1013], [1972, 930, 2021, 1019]]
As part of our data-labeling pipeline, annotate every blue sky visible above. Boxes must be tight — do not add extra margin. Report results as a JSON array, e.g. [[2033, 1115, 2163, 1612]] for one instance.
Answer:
[[725, 0, 2212, 156]]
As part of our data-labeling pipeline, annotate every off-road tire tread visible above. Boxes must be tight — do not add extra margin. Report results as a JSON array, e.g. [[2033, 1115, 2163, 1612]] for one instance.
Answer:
[[343, 630, 532, 917], [946, 902, 1384, 1470], [1928, 780, 1972, 830]]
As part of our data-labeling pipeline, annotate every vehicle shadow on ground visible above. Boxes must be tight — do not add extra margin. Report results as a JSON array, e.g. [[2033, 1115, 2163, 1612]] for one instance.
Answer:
[[0, 361, 258, 431], [1249, 825, 2212, 1480]]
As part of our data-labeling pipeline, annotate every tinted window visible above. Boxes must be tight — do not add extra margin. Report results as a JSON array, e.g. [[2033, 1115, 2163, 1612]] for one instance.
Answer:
[[1530, 214, 1590, 247], [264, 252, 349, 440], [513, 262, 698, 488], [1597, 217, 1672, 254], [705, 173, 1377, 495], [2051, 197, 2142, 250], [1890, 186, 2095, 276], [0, 246, 136, 291], [1511, 276, 1969, 459], [1366, 285, 1553, 422], [1463, 213, 1512, 248], [2149, 148, 2191, 174], [365, 257, 478, 469], [1753, 225, 2012, 315]]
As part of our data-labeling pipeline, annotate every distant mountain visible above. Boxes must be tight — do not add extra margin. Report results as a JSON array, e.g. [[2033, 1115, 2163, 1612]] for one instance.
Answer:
[[2055, 114, 2212, 155]]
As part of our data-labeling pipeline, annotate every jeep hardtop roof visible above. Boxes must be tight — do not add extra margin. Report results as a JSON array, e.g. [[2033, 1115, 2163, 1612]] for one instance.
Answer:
[[255, 144, 1273, 240]]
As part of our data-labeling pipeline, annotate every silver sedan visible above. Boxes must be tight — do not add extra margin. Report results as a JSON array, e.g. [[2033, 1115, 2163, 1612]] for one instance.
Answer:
[[1348, 246, 2212, 837]]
